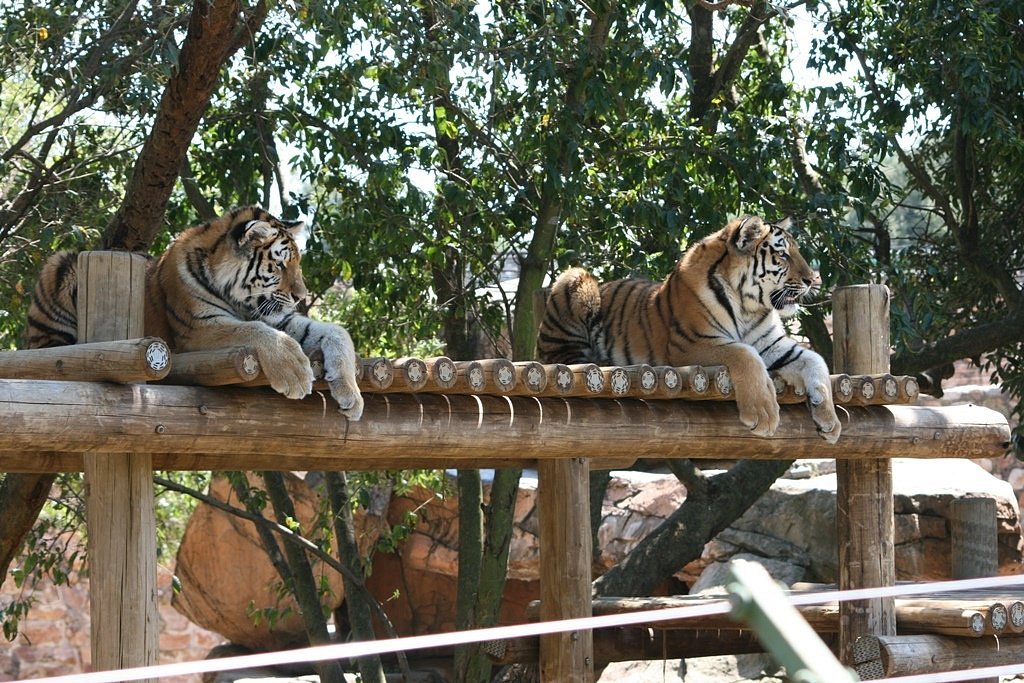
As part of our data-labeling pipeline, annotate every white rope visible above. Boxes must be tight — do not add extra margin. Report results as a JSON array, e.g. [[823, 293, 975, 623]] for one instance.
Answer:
[[22, 573, 1024, 683]]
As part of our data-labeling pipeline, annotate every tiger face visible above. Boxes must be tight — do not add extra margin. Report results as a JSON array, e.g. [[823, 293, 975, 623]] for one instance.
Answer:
[[211, 215, 310, 323], [727, 216, 818, 320]]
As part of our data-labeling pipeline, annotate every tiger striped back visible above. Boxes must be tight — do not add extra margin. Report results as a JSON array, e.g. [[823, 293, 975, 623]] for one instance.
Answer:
[[24, 251, 81, 349]]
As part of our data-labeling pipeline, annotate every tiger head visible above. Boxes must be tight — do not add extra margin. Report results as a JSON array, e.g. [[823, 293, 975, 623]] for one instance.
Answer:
[[727, 215, 819, 319], [213, 208, 309, 321]]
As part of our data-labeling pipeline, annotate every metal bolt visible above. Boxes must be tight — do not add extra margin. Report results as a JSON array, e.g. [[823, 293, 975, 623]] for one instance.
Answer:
[[198, 405, 209, 415], [155, 424, 165, 434]]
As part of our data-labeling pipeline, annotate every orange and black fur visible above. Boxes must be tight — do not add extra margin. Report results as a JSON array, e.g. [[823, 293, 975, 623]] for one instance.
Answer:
[[537, 215, 840, 442], [25, 206, 363, 420]]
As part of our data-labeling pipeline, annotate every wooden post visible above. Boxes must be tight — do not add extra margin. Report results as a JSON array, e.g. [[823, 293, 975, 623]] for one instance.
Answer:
[[949, 496, 999, 683], [77, 251, 159, 675], [833, 284, 896, 664], [538, 457, 594, 682]]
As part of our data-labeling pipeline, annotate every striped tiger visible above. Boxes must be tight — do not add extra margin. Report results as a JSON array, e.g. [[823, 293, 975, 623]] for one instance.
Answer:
[[25, 205, 363, 421], [536, 215, 840, 442]]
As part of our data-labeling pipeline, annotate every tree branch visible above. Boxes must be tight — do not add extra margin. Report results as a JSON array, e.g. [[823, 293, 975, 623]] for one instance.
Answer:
[[103, 0, 267, 250]]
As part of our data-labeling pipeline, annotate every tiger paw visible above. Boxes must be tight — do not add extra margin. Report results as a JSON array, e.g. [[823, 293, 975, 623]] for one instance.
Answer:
[[811, 403, 842, 443], [317, 327, 364, 421], [329, 377, 364, 421], [736, 374, 780, 437], [260, 334, 315, 400], [806, 380, 841, 443]]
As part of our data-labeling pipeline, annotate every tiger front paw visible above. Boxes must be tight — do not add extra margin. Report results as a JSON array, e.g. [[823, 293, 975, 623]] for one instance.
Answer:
[[260, 333, 315, 400], [805, 379, 841, 443], [736, 373, 781, 437], [318, 326, 364, 421]]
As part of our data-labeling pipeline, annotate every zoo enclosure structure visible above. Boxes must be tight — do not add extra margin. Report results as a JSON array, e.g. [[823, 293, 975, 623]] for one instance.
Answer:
[[0, 252, 1012, 682]]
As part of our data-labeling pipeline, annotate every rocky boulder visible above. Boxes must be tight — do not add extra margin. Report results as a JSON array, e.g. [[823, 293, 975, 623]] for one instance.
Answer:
[[173, 460, 1024, 649]]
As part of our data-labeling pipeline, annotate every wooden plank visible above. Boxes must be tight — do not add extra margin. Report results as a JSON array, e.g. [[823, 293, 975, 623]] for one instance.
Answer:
[[0, 385, 1008, 471], [0, 338, 170, 383], [76, 251, 158, 678], [833, 284, 897, 664], [538, 457, 593, 682]]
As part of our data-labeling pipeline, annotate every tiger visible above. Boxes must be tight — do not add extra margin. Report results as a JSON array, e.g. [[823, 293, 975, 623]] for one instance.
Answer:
[[536, 215, 840, 443], [24, 205, 364, 421]]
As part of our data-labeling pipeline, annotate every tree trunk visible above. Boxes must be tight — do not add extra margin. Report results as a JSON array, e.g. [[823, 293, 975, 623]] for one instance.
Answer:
[[261, 471, 345, 683], [593, 459, 793, 597], [103, 0, 267, 250], [0, 473, 55, 579], [325, 471, 386, 683]]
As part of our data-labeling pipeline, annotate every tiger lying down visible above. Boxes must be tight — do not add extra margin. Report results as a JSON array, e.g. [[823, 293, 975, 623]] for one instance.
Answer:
[[25, 205, 364, 421], [536, 215, 841, 443]]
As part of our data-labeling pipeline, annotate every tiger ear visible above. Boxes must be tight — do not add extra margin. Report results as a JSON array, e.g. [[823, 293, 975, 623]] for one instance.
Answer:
[[283, 220, 308, 253], [731, 215, 770, 253], [236, 220, 278, 247], [775, 216, 795, 231]]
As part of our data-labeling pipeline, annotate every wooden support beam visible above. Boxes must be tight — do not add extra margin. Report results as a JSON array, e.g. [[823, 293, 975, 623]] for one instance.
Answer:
[[486, 627, 783, 665], [0, 337, 170, 383], [853, 634, 1024, 680], [538, 456, 593, 682], [76, 251, 158, 678], [0, 384, 1008, 472], [834, 284, 897, 664], [526, 595, 1013, 637]]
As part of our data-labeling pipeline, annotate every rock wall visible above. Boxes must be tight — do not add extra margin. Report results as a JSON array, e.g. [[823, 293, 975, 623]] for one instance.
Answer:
[[0, 546, 223, 681]]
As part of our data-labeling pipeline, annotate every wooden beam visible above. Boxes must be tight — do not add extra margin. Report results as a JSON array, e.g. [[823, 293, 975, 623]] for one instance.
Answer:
[[0, 337, 170, 383], [486, 627, 782, 665], [0, 383, 1008, 472], [538, 457, 593, 682], [834, 284, 897, 664], [853, 634, 1024, 679], [76, 251, 158, 678]]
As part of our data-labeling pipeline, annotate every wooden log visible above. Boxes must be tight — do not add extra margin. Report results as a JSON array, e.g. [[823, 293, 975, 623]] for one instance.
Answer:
[[76, 251, 158, 678], [486, 627, 785, 665], [538, 456, 593, 682], [833, 284, 897, 665], [426, 356, 458, 390], [529, 596, 1024, 637], [527, 596, 839, 633], [949, 495, 1001, 681], [647, 366, 683, 398], [896, 606, 986, 637], [545, 363, 575, 395], [362, 357, 394, 391], [480, 358, 518, 394], [0, 337, 170, 383], [0, 452, 639, 473], [853, 633, 1024, 679], [0, 385, 1008, 472], [387, 357, 429, 392], [951, 497, 998, 581], [569, 363, 605, 394], [515, 361, 548, 394], [623, 364, 658, 396], [165, 346, 260, 386]]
